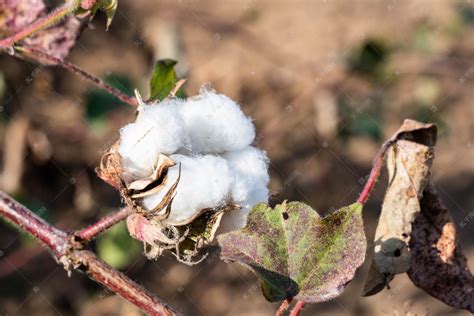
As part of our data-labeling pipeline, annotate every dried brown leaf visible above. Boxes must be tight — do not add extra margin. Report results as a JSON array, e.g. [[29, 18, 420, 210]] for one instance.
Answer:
[[363, 119, 473, 313], [363, 119, 437, 295], [408, 183, 474, 312]]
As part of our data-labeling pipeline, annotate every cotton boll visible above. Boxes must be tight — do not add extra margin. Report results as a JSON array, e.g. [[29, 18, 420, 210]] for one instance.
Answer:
[[118, 101, 188, 181], [142, 154, 233, 225], [178, 90, 255, 154]]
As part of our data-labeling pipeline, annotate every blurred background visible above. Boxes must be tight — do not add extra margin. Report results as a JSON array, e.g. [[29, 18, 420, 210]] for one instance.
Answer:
[[0, 0, 473, 315]]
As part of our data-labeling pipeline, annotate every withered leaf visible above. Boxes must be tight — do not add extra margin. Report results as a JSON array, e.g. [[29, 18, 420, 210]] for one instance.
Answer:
[[363, 119, 437, 296], [218, 201, 366, 303], [408, 183, 474, 312], [0, 0, 82, 61]]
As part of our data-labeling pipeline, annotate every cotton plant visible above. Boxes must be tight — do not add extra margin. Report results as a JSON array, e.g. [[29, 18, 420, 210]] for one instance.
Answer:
[[2, 2, 471, 315], [98, 88, 270, 263]]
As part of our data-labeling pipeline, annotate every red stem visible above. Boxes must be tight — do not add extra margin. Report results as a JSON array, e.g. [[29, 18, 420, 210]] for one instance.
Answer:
[[289, 301, 306, 316], [17, 46, 138, 107], [276, 298, 292, 316], [357, 140, 394, 205], [75, 207, 132, 241], [0, 191, 179, 315], [0, 2, 78, 48]]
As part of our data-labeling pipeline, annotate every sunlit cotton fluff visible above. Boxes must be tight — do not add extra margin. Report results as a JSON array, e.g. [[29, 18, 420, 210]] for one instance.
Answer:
[[118, 99, 188, 182], [118, 89, 269, 232], [218, 146, 270, 232], [177, 89, 256, 154]]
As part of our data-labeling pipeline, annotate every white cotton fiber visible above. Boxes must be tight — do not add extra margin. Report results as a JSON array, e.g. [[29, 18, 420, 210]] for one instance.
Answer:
[[118, 100, 188, 180], [177, 90, 256, 154], [223, 146, 269, 203], [218, 146, 270, 232], [142, 154, 233, 225]]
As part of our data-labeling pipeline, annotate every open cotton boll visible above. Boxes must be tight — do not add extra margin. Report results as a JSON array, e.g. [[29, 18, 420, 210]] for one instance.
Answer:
[[118, 101, 188, 181], [178, 90, 256, 154], [142, 154, 233, 225]]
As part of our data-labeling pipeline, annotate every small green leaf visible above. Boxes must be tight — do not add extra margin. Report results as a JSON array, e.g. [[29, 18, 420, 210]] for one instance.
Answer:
[[217, 201, 366, 303], [149, 59, 182, 102]]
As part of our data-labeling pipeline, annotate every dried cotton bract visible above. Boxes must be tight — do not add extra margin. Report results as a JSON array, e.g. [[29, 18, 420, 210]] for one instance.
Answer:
[[98, 89, 269, 264]]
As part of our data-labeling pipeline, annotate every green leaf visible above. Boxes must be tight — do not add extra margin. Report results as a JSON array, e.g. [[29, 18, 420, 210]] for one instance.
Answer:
[[149, 59, 182, 102], [217, 201, 366, 303], [97, 221, 141, 269]]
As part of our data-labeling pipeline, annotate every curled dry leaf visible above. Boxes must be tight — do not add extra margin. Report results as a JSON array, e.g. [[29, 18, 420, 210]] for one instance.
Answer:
[[0, 0, 82, 61], [408, 183, 474, 312], [363, 119, 473, 313], [363, 119, 437, 296], [217, 201, 366, 303]]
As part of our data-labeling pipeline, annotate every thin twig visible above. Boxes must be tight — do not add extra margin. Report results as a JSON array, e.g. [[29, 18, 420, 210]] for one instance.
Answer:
[[0, 191, 179, 315], [357, 140, 394, 205], [75, 207, 133, 241], [16, 46, 138, 107]]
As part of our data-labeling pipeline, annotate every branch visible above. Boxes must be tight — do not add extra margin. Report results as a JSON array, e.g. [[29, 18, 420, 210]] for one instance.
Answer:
[[0, 1, 79, 48], [0, 191, 179, 316], [15, 46, 139, 107], [357, 139, 394, 205], [75, 207, 133, 241]]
